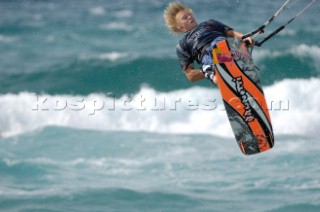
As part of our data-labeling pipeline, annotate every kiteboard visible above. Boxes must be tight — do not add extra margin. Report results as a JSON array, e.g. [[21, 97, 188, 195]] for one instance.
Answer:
[[213, 38, 274, 155]]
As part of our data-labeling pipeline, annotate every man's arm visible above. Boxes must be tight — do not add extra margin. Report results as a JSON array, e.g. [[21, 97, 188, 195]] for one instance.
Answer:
[[183, 64, 205, 82], [226, 30, 243, 38], [227, 30, 254, 47], [181, 30, 252, 83]]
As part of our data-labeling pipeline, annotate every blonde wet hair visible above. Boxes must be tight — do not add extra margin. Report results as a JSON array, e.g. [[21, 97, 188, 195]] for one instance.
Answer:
[[163, 2, 193, 35]]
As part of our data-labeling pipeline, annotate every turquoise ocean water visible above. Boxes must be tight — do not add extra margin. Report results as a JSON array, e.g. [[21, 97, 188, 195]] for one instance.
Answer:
[[1, 0, 320, 211]]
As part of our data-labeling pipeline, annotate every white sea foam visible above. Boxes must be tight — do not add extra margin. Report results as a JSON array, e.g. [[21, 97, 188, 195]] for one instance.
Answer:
[[0, 35, 17, 43], [278, 29, 297, 36], [0, 78, 319, 138], [264, 78, 320, 137], [79, 52, 129, 62], [253, 44, 320, 71], [89, 7, 106, 16], [2, 157, 142, 169], [253, 49, 282, 62], [290, 44, 320, 70], [97, 52, 128, 61], [100, 22, 133, 31], [114, 10, 133, 18]]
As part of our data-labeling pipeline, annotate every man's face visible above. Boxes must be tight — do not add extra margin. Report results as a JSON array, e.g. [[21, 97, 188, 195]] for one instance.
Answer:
[[175, 10, 197, 32]]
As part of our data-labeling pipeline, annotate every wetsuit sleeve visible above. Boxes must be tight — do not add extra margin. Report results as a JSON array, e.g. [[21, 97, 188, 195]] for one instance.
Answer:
[[176, 42, 193, 70], [208, 19, 233, 34]]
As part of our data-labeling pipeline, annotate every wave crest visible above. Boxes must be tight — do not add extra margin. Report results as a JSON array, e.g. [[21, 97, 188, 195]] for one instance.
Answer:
[[1, 78, 319, 138]]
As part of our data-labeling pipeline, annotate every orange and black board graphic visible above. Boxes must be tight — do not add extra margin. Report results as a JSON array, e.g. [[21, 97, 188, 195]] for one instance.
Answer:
[[214, 38, 274, 155]]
